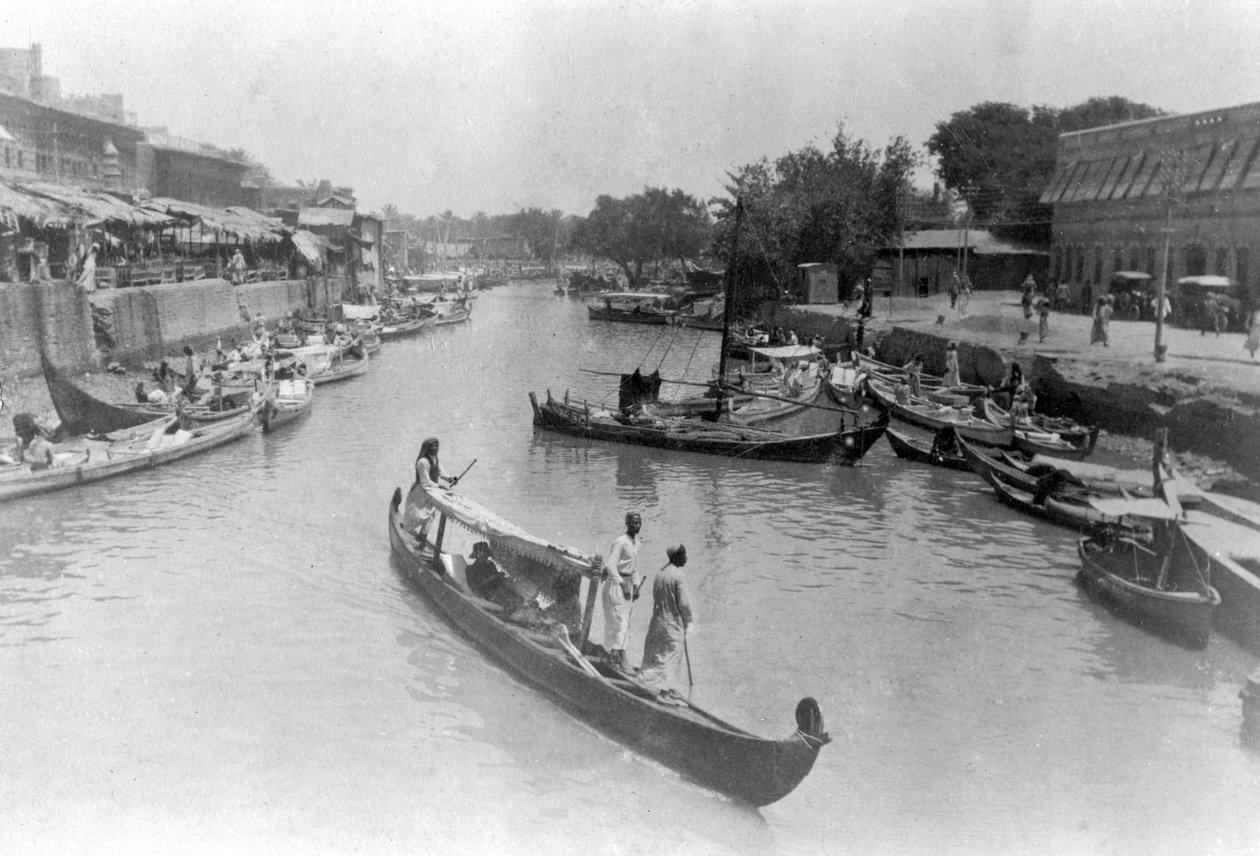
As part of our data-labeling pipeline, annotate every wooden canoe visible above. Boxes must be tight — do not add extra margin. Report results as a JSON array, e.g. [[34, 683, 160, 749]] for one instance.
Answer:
[[0, 410, 256, 503], [377, 315, 437, 341], [262, 377, 315, 433], [529, 391, 888, 464], [885, 427, 973, 472], [1077, 529, 1219, 648], [864, 376, 1014, 447], [979, 464, 1151, 535], [386, 487, 828, 806]]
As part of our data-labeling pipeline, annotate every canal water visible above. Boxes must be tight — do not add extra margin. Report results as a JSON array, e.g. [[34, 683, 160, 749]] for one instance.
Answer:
[[1, 281, 1257, 856]]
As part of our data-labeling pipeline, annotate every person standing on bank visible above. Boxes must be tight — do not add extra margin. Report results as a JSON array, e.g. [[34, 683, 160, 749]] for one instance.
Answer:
[[76, 243, 99, 292], [640, 545, 695, 690], [942, 341, 961, 388], [601, 511, 642, 669]]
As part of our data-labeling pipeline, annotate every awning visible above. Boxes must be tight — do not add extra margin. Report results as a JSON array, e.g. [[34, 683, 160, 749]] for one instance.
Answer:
[[748, 345, 821, 360], [1087, 497, 1179, 521], [298, 206, 355, 227], [292, 230, 329, 265], [19, 181, 176, 228], [0, 179, 75, 228], [144, 198, 287, 242]]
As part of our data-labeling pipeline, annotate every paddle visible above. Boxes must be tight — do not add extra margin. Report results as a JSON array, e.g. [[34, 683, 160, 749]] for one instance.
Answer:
[[450, 457, 478, 487]]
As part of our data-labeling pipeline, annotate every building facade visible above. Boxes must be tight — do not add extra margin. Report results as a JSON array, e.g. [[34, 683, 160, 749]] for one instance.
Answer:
[[1041, 101, 1260, 302]]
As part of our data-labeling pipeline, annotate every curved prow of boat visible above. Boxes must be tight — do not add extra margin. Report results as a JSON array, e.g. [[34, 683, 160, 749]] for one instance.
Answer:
[[386, 485, 827, 806]]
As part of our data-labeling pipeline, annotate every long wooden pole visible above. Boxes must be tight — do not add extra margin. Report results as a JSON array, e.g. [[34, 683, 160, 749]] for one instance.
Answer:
[[715, 199, 743, 418]]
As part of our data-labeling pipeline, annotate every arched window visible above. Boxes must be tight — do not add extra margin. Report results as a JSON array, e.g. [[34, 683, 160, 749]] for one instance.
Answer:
[[1215, 247, 1229, 276], [1094, 247, 1104, 284], [1130, 247, 1141, 271], [1076, 245, 1086, 282], [1113, 246, 1124, 274], [1237, 248, 1250, 287], [1184, 245, 1207, 277], [1146, 247, 1157, 278]]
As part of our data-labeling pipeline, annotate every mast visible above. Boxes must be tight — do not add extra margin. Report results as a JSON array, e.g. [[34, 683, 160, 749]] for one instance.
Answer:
[[715, 198, 743, 417]]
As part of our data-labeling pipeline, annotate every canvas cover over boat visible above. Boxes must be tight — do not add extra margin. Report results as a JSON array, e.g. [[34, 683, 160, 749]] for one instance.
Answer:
[[1086, 496, 1180, 521], [747, 345, 820, 361], [423, 487, 599, 580]]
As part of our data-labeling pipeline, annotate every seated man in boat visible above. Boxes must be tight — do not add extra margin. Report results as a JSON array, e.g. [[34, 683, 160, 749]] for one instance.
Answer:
[[894, 379, 913, 405], [6, 413, 54, 469], [465, 541, 524, 612]]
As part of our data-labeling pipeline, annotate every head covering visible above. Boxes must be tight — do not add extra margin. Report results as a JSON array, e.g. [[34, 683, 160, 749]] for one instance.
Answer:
[[947, 340, 957, 350], [624, 511, 641, 526], [417, 437, 441, 485], [666, 545, 687, 566]]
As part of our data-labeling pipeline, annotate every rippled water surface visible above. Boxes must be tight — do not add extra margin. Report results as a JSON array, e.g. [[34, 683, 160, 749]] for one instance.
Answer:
[[1, 282, 1258, 856]]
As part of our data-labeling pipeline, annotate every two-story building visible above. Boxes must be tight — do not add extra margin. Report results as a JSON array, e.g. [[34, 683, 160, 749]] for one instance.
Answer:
[[1041, 101, 1260, 307]]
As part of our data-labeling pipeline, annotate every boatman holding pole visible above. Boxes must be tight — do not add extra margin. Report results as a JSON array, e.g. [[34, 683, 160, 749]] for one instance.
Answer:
[[601, 511, 642, 670], [639, 545, 695, 692]]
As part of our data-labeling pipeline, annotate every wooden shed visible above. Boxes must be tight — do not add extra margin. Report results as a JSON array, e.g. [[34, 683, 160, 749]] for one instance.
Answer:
[[796, 262, 838, 303]]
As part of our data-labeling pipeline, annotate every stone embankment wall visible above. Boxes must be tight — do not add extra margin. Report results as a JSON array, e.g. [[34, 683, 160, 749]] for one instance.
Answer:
[[0, 275, 346, 378], [781, 303, 1260, 480]]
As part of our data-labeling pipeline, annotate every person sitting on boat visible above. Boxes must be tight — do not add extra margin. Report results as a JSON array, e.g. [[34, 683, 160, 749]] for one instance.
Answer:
[[465, 541, 523, 612], [786, 361, 808, 395], [639, 545, 695, 691], [894, 378, 912, 405], [404, 437, 459, 541], [787, 329, 800, 346], [990, 361, 1025, 410], [600, 511, 642, 670]]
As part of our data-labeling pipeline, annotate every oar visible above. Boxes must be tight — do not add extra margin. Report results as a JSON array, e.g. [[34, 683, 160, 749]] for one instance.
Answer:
[[450, 457, 478, 487]]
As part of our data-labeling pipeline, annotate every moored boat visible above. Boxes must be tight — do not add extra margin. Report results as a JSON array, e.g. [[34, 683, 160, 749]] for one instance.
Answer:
[[385, 485, 829, 806], [262, 376, 315, 433], [885, 426, 973, 472], [529, 390, 887, 463], [1077, 519, 1220, 648], [864, 376, 1013, 447], [0, 410, 256, 503], [587, 292, 677, 325]]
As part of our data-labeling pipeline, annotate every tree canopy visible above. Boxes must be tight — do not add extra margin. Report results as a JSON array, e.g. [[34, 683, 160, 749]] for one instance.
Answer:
[[711, 126, 918, 303], [570, 187, 711, 286], [926, 96, 1164, 240]]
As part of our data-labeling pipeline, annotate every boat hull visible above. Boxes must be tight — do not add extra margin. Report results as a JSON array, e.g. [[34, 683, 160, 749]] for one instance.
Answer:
[[0, 412, 256, 503], [386, 489, 824, 806], [1077, 536, 1219, 648], [864, 378, 1013, 447], [885, 427, 973, 472], [530, 392, 886, 463]]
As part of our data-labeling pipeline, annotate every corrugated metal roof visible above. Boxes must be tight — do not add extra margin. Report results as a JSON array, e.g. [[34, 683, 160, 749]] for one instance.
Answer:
[[894, 230, 1048, 256], [299, 206, 355, 227]]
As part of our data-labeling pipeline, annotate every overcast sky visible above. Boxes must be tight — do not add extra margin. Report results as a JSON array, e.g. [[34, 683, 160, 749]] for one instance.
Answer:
[[5, 0, 1260, 217]]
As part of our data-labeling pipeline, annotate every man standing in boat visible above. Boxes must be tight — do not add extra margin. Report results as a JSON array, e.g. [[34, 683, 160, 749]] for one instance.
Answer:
[[639, 545, 695, 690], [601, 511, 642, 670]]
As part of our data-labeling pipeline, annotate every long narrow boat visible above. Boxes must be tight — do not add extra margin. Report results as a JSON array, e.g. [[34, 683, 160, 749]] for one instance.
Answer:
[[1179, 511, 1260, 651], [864, 376, 1013, 447], [587, 292, 676, 325], [377, 314, 437, 341], [885, 427, 973, 472], [979, 463, 1151, 535], [854, 353, 987, 399], [529, 390, 887, 464], [431, 299, 473, 326], [262, 376, 315, 433], [293, 347, 369, 385], [385, 486, 829, 806], [1077, 521, 1220, 648], [980, 398, 1098, 460], [0, 410, 256, 503]]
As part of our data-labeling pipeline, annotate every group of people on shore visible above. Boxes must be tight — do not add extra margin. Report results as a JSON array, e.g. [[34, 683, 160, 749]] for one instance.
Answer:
[[404, 440, 695, 692]]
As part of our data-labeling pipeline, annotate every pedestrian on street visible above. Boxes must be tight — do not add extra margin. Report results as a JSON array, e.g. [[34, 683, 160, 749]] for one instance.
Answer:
[[1037, 297, 1051, 343], [948, 273, 960, 309], [958, 277, 972, 317], [1246, 309, 1260, 360]]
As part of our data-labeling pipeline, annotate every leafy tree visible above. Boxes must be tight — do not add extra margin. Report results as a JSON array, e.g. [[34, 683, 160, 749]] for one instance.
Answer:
[[571, 188, 711, 285], [927, 97, 1164, 241], [711, 126, 918, 305]]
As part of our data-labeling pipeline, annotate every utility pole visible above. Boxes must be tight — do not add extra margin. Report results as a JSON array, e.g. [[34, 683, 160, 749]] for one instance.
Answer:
[[1155, 149, 1184, 364]]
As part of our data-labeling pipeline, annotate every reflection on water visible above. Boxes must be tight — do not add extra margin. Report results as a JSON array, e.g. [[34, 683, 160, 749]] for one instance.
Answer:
[[1, 281, 1258, 855]]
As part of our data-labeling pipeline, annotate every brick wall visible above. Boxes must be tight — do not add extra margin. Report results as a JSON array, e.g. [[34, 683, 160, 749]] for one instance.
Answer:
[[0, 281, 96, 377]]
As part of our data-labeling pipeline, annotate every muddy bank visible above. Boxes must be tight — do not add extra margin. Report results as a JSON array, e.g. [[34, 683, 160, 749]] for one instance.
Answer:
[[780, 301, 1260, 483]]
